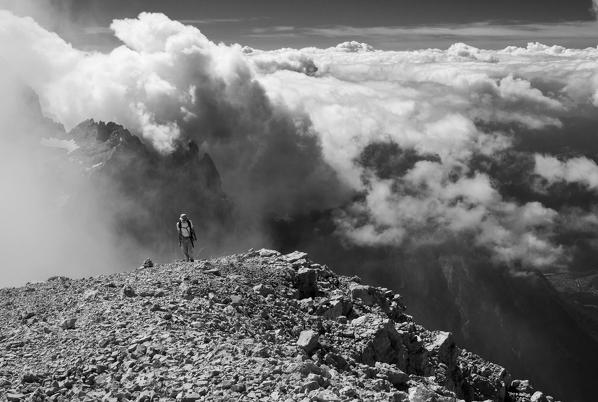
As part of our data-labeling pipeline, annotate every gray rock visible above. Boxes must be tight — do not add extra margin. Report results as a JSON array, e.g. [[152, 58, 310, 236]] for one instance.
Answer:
[[121, 285, 136, 298], [424, 331, 456, 367], [351, 314, 407, 368], [314, 389, 341, 401], [180, 282, 194, 300], [511, 379, 534, 393], [253, 284, 274, 296], [323, 299, 352, 319], [283, 251, 308, 263], [324, 352, 348, 370], [340, 387, 358, 398], [301, 380, 320, 392], [258, 248, 280, 257], [531, 391, 548, 402], [293, 361, 327, 377], [375, 362, 408, 387], [231, 382, 246, 392], [307, 373, 329, 387], [408, 384, 455, 402], [349, 283, 388, 309], [60, 318, 77, 330], [389, 391, 409, 402], [295, 268, 318, 298], [297, 330, 319, 354], [181, 393, 202, 402]]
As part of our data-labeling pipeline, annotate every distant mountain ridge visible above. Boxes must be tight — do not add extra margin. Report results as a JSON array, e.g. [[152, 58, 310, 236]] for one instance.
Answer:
[[62, 119, 234, 260]]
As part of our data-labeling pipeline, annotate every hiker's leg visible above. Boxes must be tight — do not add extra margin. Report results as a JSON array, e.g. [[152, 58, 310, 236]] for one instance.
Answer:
[[185, 239, 192, 261], [188, 243, 194, 262], [181, 239, 190, 261]]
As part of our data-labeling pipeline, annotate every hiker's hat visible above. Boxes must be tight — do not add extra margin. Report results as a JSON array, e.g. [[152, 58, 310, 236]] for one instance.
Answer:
[[180, 213, 188, 220]]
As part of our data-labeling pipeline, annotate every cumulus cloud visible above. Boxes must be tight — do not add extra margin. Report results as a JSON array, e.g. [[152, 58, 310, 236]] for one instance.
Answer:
[[0, 9, 349, 285], [535, 154, 598, 190], [248, 39, 598, 268], [4, 9, 598, 273]]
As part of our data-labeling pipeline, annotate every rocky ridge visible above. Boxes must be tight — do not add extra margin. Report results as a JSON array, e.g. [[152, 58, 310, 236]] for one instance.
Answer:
[[0, 250, 556, 402]]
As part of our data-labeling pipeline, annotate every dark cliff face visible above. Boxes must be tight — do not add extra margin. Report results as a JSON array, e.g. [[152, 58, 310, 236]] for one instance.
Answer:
[[424, 253, 597, 402], [65, 119, 233, 260]]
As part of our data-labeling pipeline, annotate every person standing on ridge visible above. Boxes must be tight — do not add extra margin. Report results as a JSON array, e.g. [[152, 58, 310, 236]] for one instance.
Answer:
[[177, 213, 197, 262]]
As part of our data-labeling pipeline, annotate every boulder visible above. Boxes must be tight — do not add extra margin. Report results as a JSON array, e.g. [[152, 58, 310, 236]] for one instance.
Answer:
[[179, 282, 195, 300], [349, 283, 388, 310], [375, 362, 409, 387], [351, 314, 407, 368], [231, 383, 246, 392], [258, 248, 280, 257], [324, 352, 349, 370], [314, 389, 341, 402], [295, 268, 318, 298], [297, 330, 319, 354], [60, 318, 77, 330], [323, 299, 352, 319], [121, 285, 136, 298], [253, 284, 274, 296], [408, 384, 455, 402], [283, 251, 308, 263], [424, 331, 456, 367], [6, 393, 26, 402], [470, 373, 500, 401], [511, 379, 534, 393], [389, 391, 409, 402]]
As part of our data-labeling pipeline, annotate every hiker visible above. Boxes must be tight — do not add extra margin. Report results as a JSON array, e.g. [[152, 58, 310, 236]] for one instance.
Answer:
[[177, 213, 197, 262]]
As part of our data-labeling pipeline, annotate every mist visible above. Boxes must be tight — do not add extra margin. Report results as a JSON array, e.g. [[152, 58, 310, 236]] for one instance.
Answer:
[[0, 75, 134, 287]]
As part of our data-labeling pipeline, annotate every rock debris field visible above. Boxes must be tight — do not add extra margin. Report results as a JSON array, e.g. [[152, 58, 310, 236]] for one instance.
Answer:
[[0, 250, 557, 402]]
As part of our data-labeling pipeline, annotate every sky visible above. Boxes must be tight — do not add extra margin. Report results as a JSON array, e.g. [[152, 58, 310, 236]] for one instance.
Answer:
[[3, 0, 598, 50]]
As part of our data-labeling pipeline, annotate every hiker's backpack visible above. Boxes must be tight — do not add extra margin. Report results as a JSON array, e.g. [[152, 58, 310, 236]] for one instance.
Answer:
[[177, 219, 197, 240]]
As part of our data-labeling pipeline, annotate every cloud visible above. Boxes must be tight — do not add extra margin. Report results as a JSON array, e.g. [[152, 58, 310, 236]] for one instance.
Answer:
[[248, 39, 598, 268], [0, 73, 133, 287], [535, 154, 598, 190], [0, 10, 349, 281], [4, 10, 598, 272], [248, 21, 598, 49], [303, 21, 598, 41]]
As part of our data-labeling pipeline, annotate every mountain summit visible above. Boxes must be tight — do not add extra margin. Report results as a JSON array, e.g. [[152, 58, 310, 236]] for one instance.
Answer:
[[0, 250, 555, 402]]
